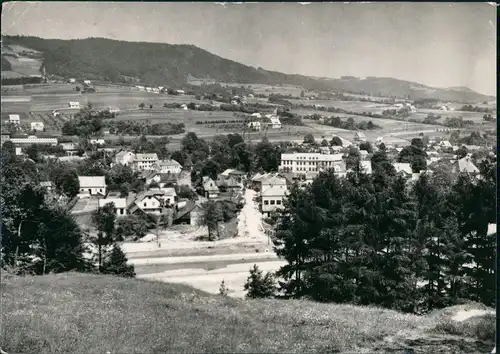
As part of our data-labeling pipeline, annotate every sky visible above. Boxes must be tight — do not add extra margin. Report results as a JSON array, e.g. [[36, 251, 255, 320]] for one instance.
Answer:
[[1, 2, 497, 96]]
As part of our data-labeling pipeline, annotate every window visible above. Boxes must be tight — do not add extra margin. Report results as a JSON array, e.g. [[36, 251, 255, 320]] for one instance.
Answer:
[[276, 200, 281, 205], [143, 202, 147, 207], [120, 208, 124, 215], [270, 200, 275, 205], [99, 189, 102, 192], [264, 200, 269, 205]]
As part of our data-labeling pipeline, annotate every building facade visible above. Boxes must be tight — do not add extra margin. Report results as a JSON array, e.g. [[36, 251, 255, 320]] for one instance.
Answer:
[[279, 153, 344, 174]]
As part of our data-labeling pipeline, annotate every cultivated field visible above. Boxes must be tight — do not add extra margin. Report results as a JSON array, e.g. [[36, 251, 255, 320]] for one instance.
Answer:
[[2, 56, 42, 77], [289, 99, 392, 112]]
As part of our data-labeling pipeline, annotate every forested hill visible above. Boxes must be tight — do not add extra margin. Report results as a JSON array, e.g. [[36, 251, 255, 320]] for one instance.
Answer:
[[2, 35, 495, 103]]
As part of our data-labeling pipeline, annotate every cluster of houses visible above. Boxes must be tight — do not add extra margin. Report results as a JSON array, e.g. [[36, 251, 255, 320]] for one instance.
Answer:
[[246, 109, 282, 131]]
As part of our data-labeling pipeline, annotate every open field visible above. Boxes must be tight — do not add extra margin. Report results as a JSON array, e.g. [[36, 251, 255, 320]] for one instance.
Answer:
[[2, 55, 42, 77], [2, 272, 495, 353], [289, 99, 392, 112], [218, 82, 306, 97]]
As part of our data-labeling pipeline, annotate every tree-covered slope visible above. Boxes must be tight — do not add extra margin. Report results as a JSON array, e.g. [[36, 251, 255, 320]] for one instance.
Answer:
[[2, 35, 495, 102]]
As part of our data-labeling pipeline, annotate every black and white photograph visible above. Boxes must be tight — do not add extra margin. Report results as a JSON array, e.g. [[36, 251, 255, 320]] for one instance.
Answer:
[[1, 2, 497, 353]]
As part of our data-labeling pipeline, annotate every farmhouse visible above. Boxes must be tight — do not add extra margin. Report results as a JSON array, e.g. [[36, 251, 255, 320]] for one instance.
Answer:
[[78, 176, 107, 197], [129, 191, 164, 215], [8, 114, 20, 125], [261, 176, 287, 192], [9, 135, 58, 146], [68, 101, 81, 109], [202, 176, 220, 199], [68, 78, 76, 83], [98, 198, 128, 216], [89, 139, 105, 146], [174, 201, 203, 226], [132, 153, 159, 171], [115, 151, 135, 166], [261, 187, 287, 217], [247, 121, 261, 131], [136, 85, 145, 91], [157, 159, 182, 174], [30, 122, 44, 132], [83, 80, 92, 85], [354, 132, 367, 142], [269, 116, 282, 129], [279, 152, 343, 174], [453, 156, 480, 174], [393, 163, 413, 177]]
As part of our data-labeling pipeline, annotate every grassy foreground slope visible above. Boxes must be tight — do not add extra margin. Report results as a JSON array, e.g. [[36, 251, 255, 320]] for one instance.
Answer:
[[1, 273, 495, 354]]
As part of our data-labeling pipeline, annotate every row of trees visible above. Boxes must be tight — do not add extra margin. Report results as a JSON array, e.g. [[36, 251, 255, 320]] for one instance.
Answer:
[[270, 149, 496, 313]]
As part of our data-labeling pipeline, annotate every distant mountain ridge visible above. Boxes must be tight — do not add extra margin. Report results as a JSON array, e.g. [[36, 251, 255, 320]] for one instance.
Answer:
[[2, 35, 495, 103]]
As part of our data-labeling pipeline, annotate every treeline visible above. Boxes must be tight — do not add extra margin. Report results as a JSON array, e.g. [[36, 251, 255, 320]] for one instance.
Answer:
[[322, 116, 381, 131], [108, 121, 185, 136], [272, 149, 496, 313], [460, 104, 491, 113]]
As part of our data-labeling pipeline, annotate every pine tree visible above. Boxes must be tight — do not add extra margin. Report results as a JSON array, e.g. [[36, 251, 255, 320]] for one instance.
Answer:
[[244, 264, 276, 298], [102, 244, 135, 278], [219, 279, 229, 296]]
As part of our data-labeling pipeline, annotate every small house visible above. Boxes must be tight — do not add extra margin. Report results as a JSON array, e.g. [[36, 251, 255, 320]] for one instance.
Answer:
[[393, 163, 413, 177], [269, 116, 282, 129], [247, 121, 261, 131], [68, 101, 81, 109], [115, 151, 135, 166], [99, 198, 128, 216], [68, 78, 76, 83], [354, 132, 367, 142], [78, 176, 107, 197], [30, 122, 44, 132], [8, 114, 20, 125], [83, 80, 92, 85], [132, 153, 159, 171], [202, 176, 220, 199], [261, 187, 287, 217]]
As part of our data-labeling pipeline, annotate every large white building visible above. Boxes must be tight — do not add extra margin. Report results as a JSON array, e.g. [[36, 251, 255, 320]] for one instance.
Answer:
[[68, 101, 81, 109], [132, 153, 159, 171], [157, 159, 182, 174], [279, 153, 344, 174], [9, 135, 58, 146]]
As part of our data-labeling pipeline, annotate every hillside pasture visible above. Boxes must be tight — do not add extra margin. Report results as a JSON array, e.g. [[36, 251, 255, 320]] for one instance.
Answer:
[[24, 84, 77, 95], [82, 92, 204, 111], [29, 94, 88, 112], [221, 82, 305, 97], [3, 56, 42, 77]]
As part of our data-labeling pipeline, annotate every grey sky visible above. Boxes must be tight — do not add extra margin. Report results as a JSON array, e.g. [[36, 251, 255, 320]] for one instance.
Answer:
[[2, 2, 496, 95]]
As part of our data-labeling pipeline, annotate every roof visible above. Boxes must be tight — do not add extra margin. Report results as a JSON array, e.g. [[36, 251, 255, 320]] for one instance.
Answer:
[[262, 187, 287, 197], [159, 159, 181, 167], [261, 176, 287, 186], [99, 198, 127, 209], [269, 116, 281, 125], [439, 140, 452, 147], [135, 153, 159, 161], [202, 176, 219, 192], [220, 168, 246, 177], [457, 157, 479, 173], [355, 132, 366, 138], [393, 163, 412, 175], [78, 176, 106, 188]]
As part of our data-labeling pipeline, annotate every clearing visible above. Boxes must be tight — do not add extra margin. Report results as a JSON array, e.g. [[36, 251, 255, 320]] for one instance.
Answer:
[[1, 273, 495, 353]]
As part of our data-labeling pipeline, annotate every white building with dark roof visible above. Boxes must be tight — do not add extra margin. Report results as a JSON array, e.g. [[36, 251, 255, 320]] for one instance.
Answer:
[[30, 122, 44, 132], [132, 153, 159, 171], [8, 114, 20, 125]]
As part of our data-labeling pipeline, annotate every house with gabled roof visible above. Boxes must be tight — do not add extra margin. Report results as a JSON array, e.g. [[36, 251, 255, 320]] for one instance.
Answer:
[[99, 197, 128, 216], [132, 153, 159, 171], [158, 159, 182, 174], [453, 156, 480, 174], [261, 187, 287, 217], [354, 132, 366, 142], [393, 163, 413, 177], [202, 176, 220, 199], [78, 176, 107, 197]]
